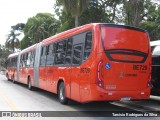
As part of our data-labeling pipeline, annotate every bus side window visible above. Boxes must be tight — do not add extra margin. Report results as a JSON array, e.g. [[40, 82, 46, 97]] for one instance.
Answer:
[[12, 58, 15, 68], [65, 38, 73, 65], [11, 58, 13, 68], [15, 57, 17, 68], [41, 47, 43, 56], [9, 59, 11, 68], [8, 59, 10, 68], [72, 44, 83, 65], [20, 55, 24, 68], [55, 41, 66, 65], [40, 46, 46, 66], [14, 58, 16, 67], [19, 55, 21, 68], [24, 53, 28, 67], [46, 44, 55, 66], [46, 45, 49, 55], [16, 57, 17, 67], [26, 52, 31, 67], [84, 32, 92, 60], [30, 51, 35, 67], [22, 54, 26, 68]]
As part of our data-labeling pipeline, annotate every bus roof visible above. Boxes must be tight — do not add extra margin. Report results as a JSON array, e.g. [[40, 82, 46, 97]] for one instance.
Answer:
[[100, 23, 146, 33], [41, 23, 147, 46], [8, 52, 19, 58], [41, 23, 95, 46], [150, 40, 160, 46], [20, 44, 37, 54]]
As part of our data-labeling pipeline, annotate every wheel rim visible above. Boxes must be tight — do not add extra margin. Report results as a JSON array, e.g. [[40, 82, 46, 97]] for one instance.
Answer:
[[59, 86, 64, 100]]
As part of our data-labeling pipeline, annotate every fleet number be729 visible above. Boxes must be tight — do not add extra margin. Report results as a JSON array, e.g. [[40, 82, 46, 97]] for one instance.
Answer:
[[133, 65, 147, 70]]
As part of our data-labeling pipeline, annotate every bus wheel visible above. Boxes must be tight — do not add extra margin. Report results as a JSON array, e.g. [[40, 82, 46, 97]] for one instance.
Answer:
[[12, 75, 15, 84], [58, 82, 68, 105], [28, 78, 32, 90], [12, 79, 15, 84], [6, 74, 9, 81]]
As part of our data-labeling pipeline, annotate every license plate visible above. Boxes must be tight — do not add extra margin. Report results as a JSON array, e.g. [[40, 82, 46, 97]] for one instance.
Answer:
[[120, 97, 131, 101]]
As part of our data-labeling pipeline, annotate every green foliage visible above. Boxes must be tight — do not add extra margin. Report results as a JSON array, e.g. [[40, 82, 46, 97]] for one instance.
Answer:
[[55, 0, 160, 41], [0, 45, 11, 68], [140, 21, 159, 41], [3, 0, 160, 51], [20, 35, 32, 49], [54, 4, 75, 33], [56, 0, 90, 27], [56, 0, 123, 33], [21, 13, 60, 49], [57, 0, 89, 17], [140, 6, 160, 41], [11, 23, 25, 32], [80, 0, 123, 25], [123, 0, 144, 26], [5, 23, 25, 52], [5, 30, 20, 52], [79, 0, 109, 24]]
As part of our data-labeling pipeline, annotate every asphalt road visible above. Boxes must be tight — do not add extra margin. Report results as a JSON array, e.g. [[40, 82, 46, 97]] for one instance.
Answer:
[[0, 74, 159, 120]]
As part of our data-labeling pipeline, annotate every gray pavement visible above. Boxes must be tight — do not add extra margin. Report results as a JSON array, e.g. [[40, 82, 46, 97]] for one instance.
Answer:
[[0, 74, 160, 120]]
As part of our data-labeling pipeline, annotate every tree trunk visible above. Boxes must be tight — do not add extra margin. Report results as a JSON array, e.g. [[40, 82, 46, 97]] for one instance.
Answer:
[[111, 2, 117, 22], [12, 40, 15, 52], [75, 1, 79, 27], [133, 0, 142, 27], [75, 15, 78, 27], [123, 0, 142, 27]]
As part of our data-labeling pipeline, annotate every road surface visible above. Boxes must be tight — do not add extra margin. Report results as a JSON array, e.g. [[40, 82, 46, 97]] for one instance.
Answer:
[[0, 74, 159, 120]]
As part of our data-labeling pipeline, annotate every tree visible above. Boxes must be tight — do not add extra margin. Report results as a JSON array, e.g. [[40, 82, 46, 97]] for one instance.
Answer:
[[55, 0, 123, 33], [5, 30, 20, 52], [21, 13, 60, 49], [140, 5, 160, 41], [56, 0, 90, 27], [5, 23, 25, 52], [11, 23, 25, 32], [123, 0, 144, 26], [54, 2, 75, 33], [0, 45, 11, 68], [79, 0, 110, 24]]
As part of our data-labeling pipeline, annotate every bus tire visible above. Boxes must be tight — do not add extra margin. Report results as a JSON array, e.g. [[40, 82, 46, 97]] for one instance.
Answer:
[[28, 77, 32, 90], [58, 82, 68, 105], [12, 75, 15, 84], [6, 73, 9, 81], [12, 79, 15, 84]]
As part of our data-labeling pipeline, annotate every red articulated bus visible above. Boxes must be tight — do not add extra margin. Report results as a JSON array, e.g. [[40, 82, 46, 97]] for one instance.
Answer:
[[6, 23, 151, 104]]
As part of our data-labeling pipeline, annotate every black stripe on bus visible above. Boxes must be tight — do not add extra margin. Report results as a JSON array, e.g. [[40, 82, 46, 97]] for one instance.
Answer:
[[101, 24, 146, 33], [105, 49, 148, 63]]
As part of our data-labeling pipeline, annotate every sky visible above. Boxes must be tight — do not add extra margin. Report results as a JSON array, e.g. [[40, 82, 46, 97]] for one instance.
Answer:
[[0, 0, 56, 45]]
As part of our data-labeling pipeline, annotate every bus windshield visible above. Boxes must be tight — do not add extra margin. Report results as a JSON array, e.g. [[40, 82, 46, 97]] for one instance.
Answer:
[[101, 25, 149, 53]]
